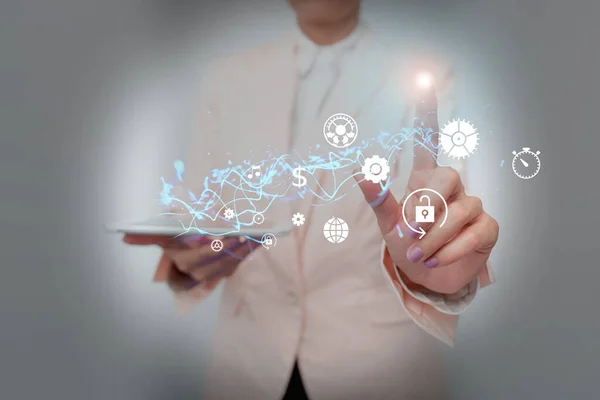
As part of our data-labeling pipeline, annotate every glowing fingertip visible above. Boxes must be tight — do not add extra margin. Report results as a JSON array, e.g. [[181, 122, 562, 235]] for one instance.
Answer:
[[416, 72, 434, 89]]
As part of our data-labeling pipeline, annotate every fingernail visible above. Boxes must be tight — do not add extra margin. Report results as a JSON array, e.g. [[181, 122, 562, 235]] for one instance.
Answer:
[[423, 258, 439, 269], [407, 246, 424, 262], [405, 221, 420, 239]]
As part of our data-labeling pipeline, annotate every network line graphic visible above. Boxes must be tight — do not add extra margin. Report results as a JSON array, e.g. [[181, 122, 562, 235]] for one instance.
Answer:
[[159, 120, 448, 238]]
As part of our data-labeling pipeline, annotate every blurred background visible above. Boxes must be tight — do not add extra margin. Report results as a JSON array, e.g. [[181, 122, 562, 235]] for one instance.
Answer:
[[1, 0, 599, 399]]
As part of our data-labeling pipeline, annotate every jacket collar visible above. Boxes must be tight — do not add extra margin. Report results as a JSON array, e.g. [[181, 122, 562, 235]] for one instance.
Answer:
[[293, 22, 368, 76]]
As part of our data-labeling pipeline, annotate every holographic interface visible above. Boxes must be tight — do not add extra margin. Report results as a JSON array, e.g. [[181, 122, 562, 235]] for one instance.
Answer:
[[158, 111, 539, 243], [159, 118, 440, 238]]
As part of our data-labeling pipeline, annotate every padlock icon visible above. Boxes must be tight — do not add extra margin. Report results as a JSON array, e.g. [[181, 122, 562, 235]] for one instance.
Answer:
[[261, 233, 277, 250], [415, 195, 435, 223]]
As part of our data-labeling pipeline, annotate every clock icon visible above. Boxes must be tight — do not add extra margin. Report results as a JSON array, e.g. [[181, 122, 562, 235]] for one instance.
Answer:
[[512, 147, 541, 179]]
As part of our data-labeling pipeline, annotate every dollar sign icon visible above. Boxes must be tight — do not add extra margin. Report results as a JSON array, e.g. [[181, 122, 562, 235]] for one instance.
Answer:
[[292, 166, 307, 188]]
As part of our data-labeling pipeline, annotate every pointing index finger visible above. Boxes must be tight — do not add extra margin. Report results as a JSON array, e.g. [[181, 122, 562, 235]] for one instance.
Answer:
[[413, 84, 439, 171]]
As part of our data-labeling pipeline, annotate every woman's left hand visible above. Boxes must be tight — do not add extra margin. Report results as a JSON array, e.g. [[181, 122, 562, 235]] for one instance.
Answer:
[[357, 153, 499, 295]]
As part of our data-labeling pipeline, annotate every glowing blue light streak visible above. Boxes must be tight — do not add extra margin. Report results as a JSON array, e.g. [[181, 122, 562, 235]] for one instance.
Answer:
[[159, 120, 446, 237]]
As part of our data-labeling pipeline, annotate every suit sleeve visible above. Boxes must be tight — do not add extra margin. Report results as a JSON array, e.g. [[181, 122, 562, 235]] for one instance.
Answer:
[[382, 244, 494, 346]]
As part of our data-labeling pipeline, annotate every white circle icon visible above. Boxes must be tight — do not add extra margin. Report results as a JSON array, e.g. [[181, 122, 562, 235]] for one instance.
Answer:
[[253, 213, 265, 225], [261, 233, 277, 250], [210, 239, 224, 252], [362, 155, 390, 183], [440, 119, 479, 159], [512, 147, 541, 179], [323, 113, 358, 148], [401, 188, 448, 239], [323, 217, 349, 244]]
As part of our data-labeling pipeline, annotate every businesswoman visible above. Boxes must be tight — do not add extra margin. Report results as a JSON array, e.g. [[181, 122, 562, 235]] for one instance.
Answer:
[[125, 0, 498, 398]]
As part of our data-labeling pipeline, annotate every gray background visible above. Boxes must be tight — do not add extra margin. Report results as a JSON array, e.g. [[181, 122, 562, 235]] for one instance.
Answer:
[[1, 0, 598, 399]]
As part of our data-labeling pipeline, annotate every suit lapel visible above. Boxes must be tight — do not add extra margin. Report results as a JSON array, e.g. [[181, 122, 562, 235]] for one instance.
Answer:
[[259, 40, 298, 154]]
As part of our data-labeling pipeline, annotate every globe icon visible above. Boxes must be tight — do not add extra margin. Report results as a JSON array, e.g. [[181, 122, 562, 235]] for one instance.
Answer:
[[323, 217, 349, 244]]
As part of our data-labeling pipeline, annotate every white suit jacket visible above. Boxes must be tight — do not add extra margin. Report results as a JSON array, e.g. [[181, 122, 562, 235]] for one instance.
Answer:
[[172, 29, 494, 400]]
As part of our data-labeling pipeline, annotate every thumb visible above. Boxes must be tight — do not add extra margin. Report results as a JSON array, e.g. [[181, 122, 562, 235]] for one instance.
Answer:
[[354, 171, 401, 235]]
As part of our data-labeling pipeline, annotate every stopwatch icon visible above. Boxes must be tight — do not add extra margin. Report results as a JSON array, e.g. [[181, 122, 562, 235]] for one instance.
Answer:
[[512, 147, 541, 179]]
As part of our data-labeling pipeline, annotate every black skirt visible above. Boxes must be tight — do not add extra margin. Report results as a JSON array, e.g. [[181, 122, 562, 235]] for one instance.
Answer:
[[282, 362, 309, 399]]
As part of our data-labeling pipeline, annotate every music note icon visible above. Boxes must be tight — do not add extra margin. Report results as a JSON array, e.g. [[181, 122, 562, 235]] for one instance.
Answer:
[[247, 165, 261, 179]]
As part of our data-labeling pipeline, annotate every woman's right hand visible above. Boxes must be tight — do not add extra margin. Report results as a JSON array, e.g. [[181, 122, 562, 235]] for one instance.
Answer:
[[123, 234, 258, 293]]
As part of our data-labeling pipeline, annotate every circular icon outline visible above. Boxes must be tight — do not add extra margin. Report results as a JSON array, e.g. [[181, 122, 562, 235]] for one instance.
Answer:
[[322, 216, 350, 244], [323, 113, 358, 149], [261, 233, 277, 250], [401, 188, 448, 239], [511, 147, 541, 180], [253, 213, 265, 225], [210, 239, 224, 252], [440, 119, 479, 159]]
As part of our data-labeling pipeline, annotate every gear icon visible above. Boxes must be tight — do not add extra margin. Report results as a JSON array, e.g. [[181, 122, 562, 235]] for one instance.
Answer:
[[362, 155, 390, 183], [292, 213, 305, 227], [323, 113, 358, 148], [223, 208, 235, 219], [440, 119, 479, 159]]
